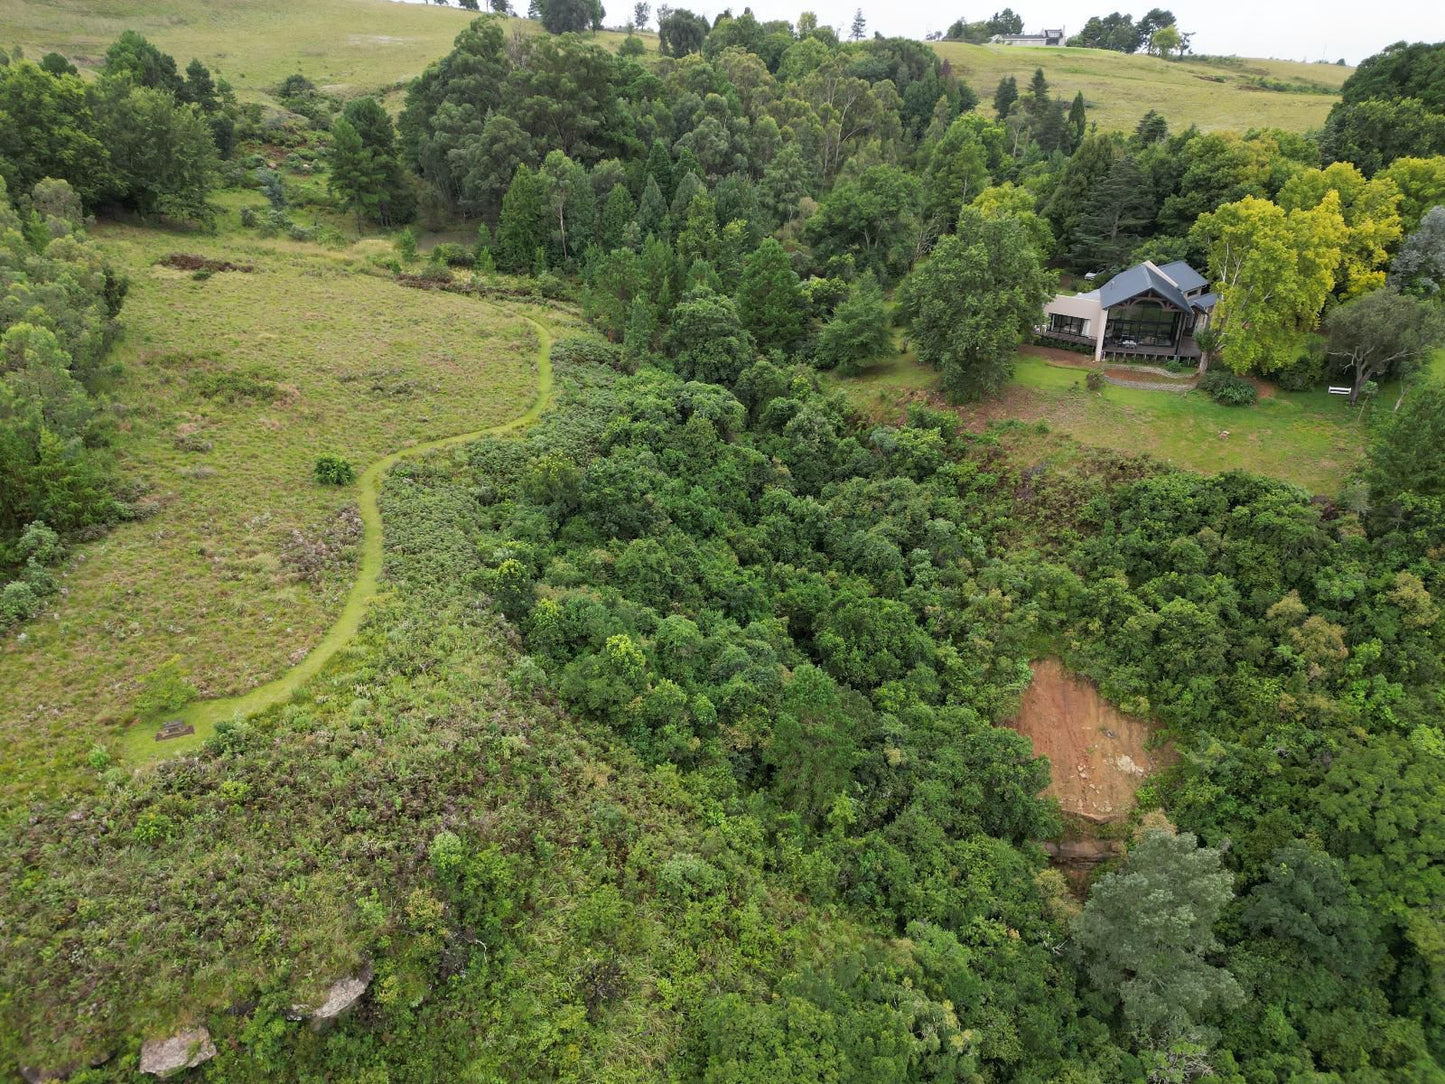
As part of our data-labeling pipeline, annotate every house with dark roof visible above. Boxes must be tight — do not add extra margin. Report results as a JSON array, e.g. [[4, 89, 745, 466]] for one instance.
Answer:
[[1037, 260, 1218, 363], [991, 28, 1066, 46]]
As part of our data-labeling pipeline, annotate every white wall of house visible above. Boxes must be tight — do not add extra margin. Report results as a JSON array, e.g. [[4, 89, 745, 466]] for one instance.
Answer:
[[1042, 294, 1107, 360]]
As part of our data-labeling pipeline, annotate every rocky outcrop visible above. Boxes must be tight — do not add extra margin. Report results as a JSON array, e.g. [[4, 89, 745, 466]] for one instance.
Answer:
[[288, 965, 372, 1030], [139, 1027, 216, 1078]]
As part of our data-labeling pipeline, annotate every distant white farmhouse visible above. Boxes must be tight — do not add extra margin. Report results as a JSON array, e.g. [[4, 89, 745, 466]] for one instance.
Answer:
[[990, 29, 1065, 46], [1038, 260, 1218, 363]]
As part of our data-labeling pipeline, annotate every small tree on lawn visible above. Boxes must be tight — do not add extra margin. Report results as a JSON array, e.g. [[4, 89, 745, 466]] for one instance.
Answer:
[[1325, 286, 1445, 405], [900, 205, 1051, 401]]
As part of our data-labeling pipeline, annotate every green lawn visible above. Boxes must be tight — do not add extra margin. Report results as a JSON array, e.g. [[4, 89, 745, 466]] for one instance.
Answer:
[[830, 351, 1375, 495], [0, 216, 551, 808]]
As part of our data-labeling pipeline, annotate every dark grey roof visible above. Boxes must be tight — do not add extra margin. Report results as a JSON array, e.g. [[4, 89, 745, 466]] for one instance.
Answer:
[[1097, 262, 1192, 311], [1157, 261, 1210, 292], [1191, 291, 1219, 311]]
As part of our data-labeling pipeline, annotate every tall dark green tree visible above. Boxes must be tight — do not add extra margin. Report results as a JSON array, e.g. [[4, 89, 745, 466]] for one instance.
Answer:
[[992, 75, 1017, 120], [900, 205, 1051, 401], [537, 0, 604, 34], [497, 164, 549, 273], [659, 8, 710, 57], [598, 183, 637, 251], [329, 97, 414, 226], [1068, 91, 1087, 149], [817, 272, 891, 375], [665, 288, 755, 385], [735, 238, 805, 354], [1070, 153, 1155, 270], [100, 30, 181, 93]]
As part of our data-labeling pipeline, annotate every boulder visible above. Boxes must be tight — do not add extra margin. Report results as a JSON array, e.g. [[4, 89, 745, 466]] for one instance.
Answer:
[[139, 1027, 216, 1079], [289, 966, 372, 1030]]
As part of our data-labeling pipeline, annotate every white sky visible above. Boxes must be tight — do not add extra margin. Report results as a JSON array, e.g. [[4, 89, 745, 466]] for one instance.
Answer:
[[396, 0, 1445, 65]]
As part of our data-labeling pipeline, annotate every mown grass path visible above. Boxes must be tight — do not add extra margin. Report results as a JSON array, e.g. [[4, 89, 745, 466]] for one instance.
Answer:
[[120, 310, 554, 765]]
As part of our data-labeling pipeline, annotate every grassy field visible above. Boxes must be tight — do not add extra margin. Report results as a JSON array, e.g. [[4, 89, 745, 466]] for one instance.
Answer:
[[0, 0, 628, 103], [0, 211, 549, 808], [935, 42, 1350, 133], [0, 0, 1345, 131], [830, 349, 1374, 495]]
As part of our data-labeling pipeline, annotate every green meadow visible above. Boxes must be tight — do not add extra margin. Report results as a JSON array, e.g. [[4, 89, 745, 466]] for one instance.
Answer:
[[0, 211, 551, 806]]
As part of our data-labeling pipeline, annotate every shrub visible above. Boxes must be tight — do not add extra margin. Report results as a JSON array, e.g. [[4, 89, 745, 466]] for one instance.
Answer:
[[1199, 369, 1259, 406], [1275, 334, 1328, 392], [429, 830, 466, 880], [1085, 370, 1105, 392], [135, 656, 197, 716], [394, 228, 417, 262], [17, 521, 63, 566], [0, 580, 39, 626], [552, 336, 630, 373], [314, 455, 355, 485], [430, 242, 474, 268]]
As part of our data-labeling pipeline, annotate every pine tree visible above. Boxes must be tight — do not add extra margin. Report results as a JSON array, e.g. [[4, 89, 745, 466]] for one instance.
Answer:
[[1026, 68, 1050, 118], [735, 237, 805, 354], [760, 143, 812, 230], [328, 118, 387, 228], [599, 183, 637, 251], [819, 271, 891, 375], [993, 75, 1018, 120], [669, 172, 706, 223], [1068, 91, 1087, 150], [497, 165, 547, 273], [636, 174, 669, 239], [1070, 153, 1154, 271], [849, 8, 866, 40], [623, 295, 657, 364], [676, 191, 719, 267], [641, 233, 678, 321], [643, 138, 675, 200]]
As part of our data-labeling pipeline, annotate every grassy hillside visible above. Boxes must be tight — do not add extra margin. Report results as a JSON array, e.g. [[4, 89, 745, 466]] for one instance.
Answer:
[[0, 0, 632, 103], [0, 0, 1346, 130], [0, 209, 546, 808], [935, 42, 1350, 133]]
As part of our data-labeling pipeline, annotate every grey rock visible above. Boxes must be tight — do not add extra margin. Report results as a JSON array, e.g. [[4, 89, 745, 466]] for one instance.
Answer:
[[139, 1027, 216, 1078], [290, 966, 372, 1030]]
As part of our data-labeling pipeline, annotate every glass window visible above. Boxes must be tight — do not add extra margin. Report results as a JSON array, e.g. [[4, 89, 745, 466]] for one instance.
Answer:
[[1106, 302, 1179, 346]]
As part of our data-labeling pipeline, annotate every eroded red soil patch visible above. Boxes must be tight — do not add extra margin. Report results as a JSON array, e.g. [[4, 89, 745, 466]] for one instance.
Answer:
[[1006, 658, 1175, 821]]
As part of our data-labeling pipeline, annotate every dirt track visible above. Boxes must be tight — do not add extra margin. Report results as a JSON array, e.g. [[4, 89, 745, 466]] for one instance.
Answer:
[[1006, 658, 1174, 821]]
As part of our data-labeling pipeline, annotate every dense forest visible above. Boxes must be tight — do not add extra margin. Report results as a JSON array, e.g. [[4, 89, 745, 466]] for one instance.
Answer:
[[1, 13, 1445, 1084]]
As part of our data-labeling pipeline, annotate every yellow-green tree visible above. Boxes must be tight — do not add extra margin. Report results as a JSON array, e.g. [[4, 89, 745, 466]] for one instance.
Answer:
[[1379, 155, 1445, 232], [1277, 162, 1403, 297], [970, 182, 1054, 258], [1191, 194, 1347, 374]]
